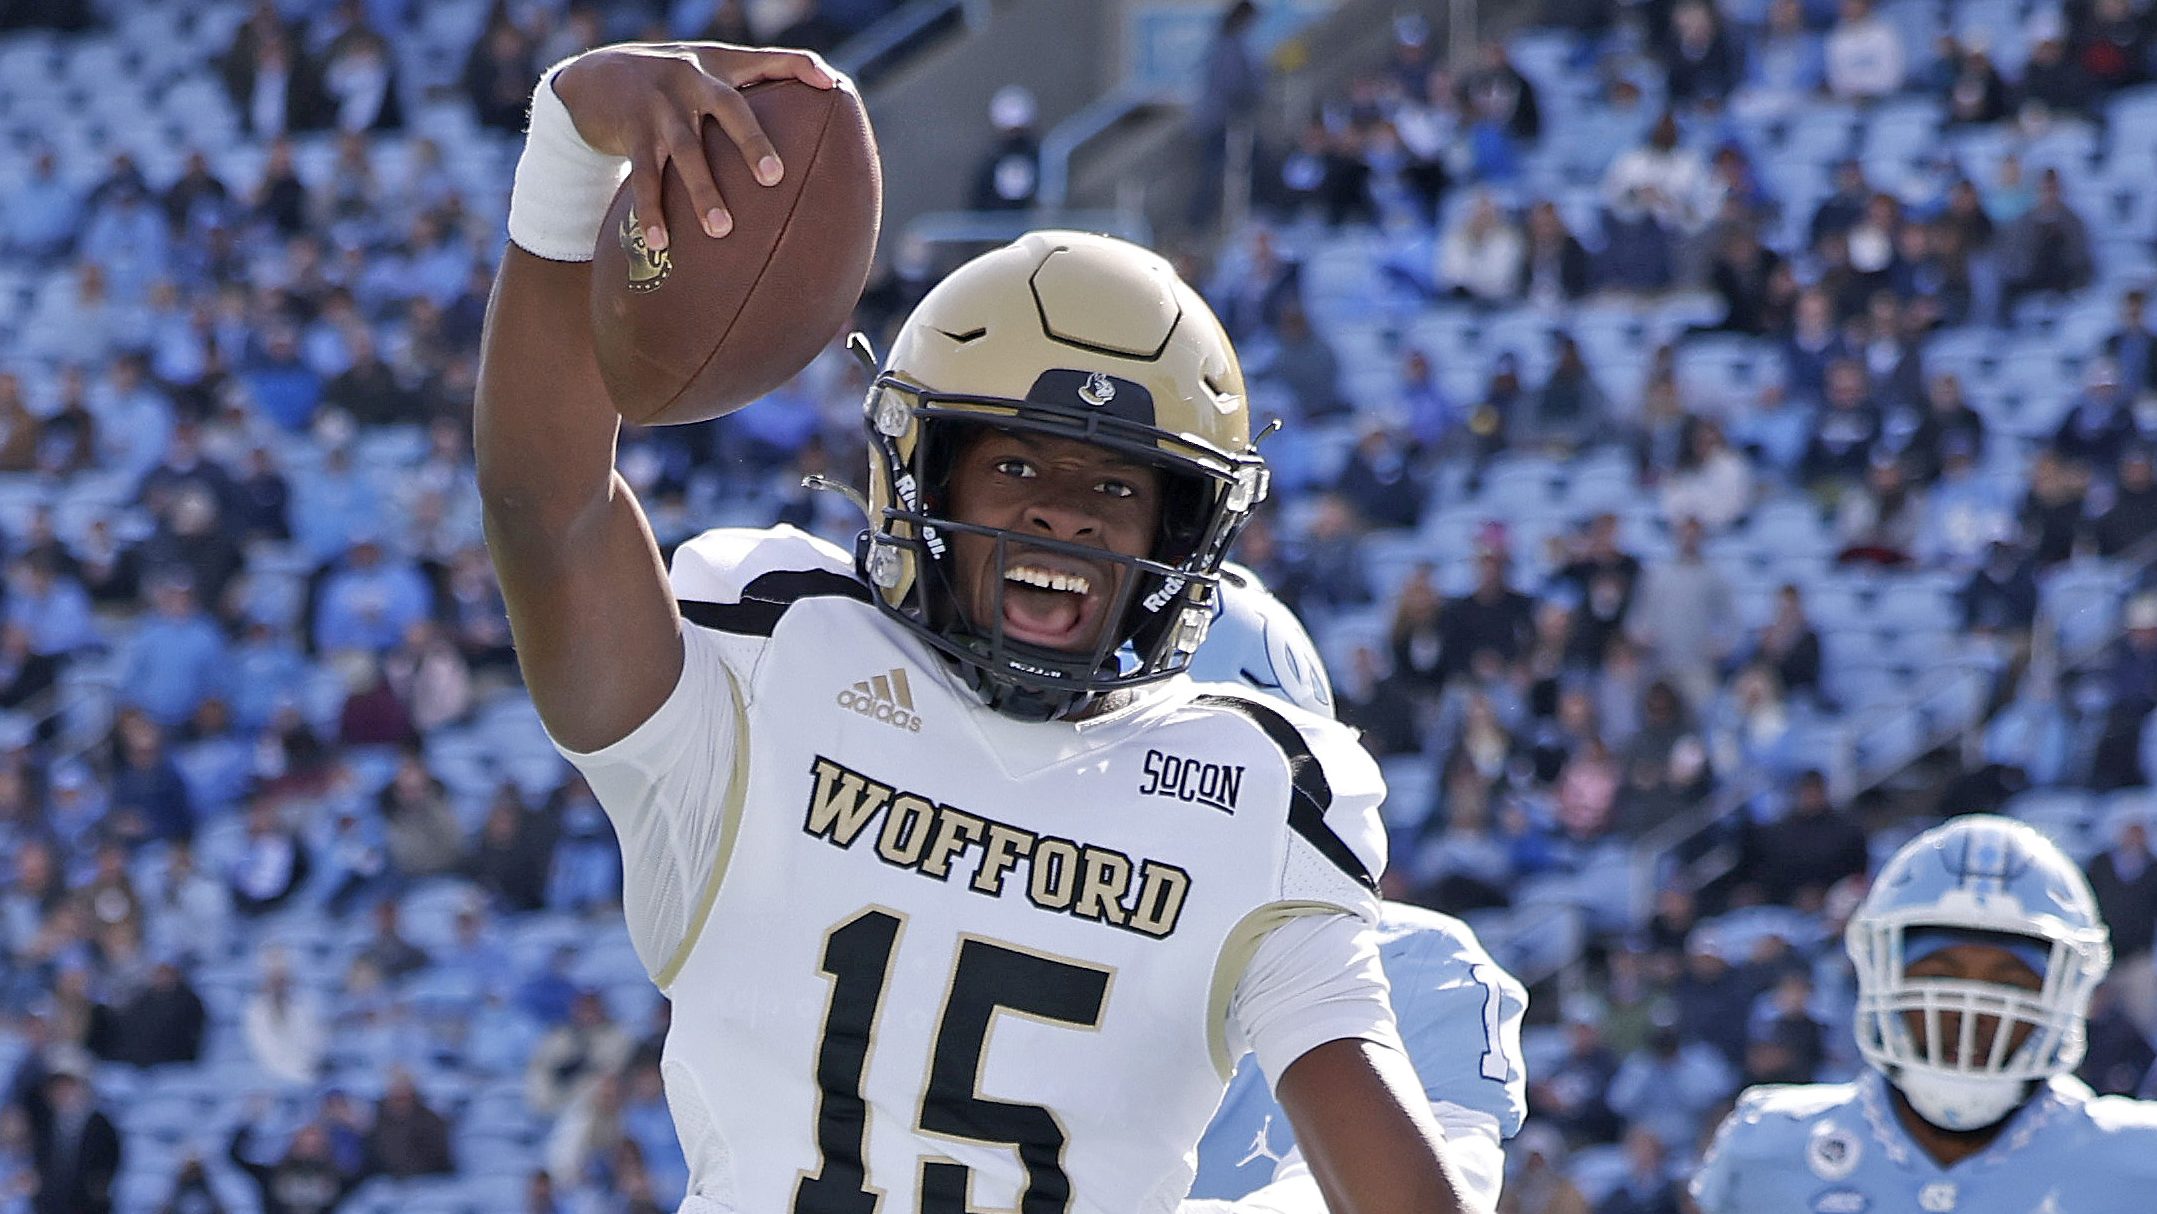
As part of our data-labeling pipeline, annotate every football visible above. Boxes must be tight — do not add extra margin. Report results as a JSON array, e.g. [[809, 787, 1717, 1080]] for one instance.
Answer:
[[589, 76, 881, 426]]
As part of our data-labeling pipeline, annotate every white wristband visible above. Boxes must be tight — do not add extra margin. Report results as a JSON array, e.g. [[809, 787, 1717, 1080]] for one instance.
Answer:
[[507, 57, 632, 262]]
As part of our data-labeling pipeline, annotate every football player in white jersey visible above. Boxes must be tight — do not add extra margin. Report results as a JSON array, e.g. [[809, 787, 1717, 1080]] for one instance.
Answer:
[[1692, 815, 2157, 1213], [477, 42, 1473, 1213], [1180, 568, 1528, 1214]]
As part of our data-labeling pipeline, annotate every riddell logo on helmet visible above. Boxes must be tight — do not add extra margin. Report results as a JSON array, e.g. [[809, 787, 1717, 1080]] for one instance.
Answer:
[[837, 669, 923, 733]]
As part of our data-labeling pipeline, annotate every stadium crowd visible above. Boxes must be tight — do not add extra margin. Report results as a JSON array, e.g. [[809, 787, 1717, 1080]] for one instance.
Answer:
[[1166, 2, 2157, 1211], [0, 0, 2152, 1212]]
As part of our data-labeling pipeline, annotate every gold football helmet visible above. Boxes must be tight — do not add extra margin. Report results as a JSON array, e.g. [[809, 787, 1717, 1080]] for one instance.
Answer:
[[857, 230, 1267, 721]]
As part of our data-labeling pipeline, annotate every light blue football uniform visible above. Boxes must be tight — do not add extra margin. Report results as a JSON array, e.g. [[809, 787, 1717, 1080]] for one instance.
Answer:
[[1179, 565, 1526, 1209], [1692, 1071, 2157, 1214], [1185, 563, 1334, 717], [1185, 901, 1529, 1201]]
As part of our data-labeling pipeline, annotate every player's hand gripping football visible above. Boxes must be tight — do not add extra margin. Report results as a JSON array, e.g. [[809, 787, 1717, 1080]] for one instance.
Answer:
[[552, 42, 838, 250]]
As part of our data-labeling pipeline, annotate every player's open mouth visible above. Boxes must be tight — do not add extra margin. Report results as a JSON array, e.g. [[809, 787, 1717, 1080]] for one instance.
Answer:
[[999, 559, 1104, 650]]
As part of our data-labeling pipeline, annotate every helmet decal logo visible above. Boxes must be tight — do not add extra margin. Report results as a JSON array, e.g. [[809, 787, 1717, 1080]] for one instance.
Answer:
[[1078, 371, 1117, 408], [618, 209, 672, 292]]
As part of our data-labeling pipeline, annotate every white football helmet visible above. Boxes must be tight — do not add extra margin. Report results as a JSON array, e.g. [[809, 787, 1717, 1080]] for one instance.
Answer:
[[1183, 562, 1335, 717], [1846, 815, 2112, 1130]]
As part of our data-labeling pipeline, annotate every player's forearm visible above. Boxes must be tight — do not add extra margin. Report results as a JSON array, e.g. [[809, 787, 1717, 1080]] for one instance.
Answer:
[[474, 246, 625, 540], [1280, 1040, 1476, 1214]]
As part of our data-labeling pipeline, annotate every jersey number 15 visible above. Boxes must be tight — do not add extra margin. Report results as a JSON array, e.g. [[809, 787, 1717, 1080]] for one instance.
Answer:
[[794, 907, 1114, 1214]]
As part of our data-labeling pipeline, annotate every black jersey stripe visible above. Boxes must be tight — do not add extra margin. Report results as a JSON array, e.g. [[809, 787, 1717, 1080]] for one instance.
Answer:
[[1193, 693, 1377, 891], [679, 568, 873, 637]]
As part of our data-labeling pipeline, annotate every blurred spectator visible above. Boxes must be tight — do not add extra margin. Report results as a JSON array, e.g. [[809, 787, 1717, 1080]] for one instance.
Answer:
[[2076, 0, 2148, 95], [2106, 289, 2157, 393], [1520, 201, 1592, 304], [1709, 223, 1786, 336], [1745, 0, 1825, 108], [2022, 448, 2091, 567], [547, 779, 623, 913], [1462, 39, 1541, 143], [242, 326, 325, 433], [379, 750, 464, 878], [1333, 422, 1426, 531], [2018, 21, 2087, 117], [2087, 806, 2157, 1035], [1255, 303, 1345, 421], [1747, 969, 1826, 1085], [1385, 566, 1447, 697], [228, 795, 311, 916], [1924, 437, 2018, 569], [0, 624, 58, 721], [1596, 1125, 1682, 1214], [2090, 447, 2157, 556], [1958, 536, 2039, 636], [1660, 417, 1752, 532], [2092, 596, 2157, 787], [2079, 980, 2156, 1096], [159, 1152, 225, 1214], [319, 20, 401, 133], [1441, 547, 1536, 686], [2, 149, 78, 263], [368, 1069, 454, 1178], [1337, 647, 1422, 756], [1663, 2, 1740, 108], [117, 574, 228, 730], [1209, 228, 1302, 344], [243, 946, 326, 1084], [1556, 514, 1639, 666], [468, 788, 557, 914], [1529, 1003, 1623, 1144], [1743, 772, 1870, 904], [1823, 0, 1905, 101], [1944, 35, 2012, 125], [140, 843, 231, 966], [1439, 192, 1526, 304], [314, 535, 434, 655], [1600, 113, 1707, 292], [1626, 519, 1737, 709], [21, 1058, 120, 1214], [2054, 357, 2139, 478], [1188, 1, 1265, 229], [1835, 456, 1923, 565], [1498, 1123, 1591, 1214], [527, 990, 635, 1117], [1525, 335, 1609, 452], [93, 956, 205, 1067], [466, 13, 536, 133], [227, 1102, 359, 1214], [357, 899, 427, 981], [323, 329, 421, 428], [1801, 360, 1882, 496], [970, 86, 1040, 212], [1607, 1022, 1736, 1154], [2001, 168, 2094, 307], [108, 714, 195, 848], [225, 25, 326, 138]]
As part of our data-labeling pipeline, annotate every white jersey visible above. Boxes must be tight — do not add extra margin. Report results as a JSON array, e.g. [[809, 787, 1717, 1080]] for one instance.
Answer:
[[552, 527, 1393, 1214]]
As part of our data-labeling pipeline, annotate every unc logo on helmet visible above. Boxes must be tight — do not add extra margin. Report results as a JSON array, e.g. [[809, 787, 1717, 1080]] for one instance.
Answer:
[[854, 231, 1264, 722], [1846, 815, 2112, 1132]]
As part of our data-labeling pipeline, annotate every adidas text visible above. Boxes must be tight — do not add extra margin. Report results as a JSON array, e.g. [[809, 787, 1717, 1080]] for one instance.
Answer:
[[837, 668, 923, 733]]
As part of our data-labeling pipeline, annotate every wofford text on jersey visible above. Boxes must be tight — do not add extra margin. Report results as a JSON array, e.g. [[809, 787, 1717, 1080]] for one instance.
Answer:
[[802, 756, 1192, 938]]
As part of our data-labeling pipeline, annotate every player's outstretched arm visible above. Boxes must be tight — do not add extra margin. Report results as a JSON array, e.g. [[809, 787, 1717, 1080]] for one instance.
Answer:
[[1276, 1039, 1478, 1214], [474, 43, 834, 753]]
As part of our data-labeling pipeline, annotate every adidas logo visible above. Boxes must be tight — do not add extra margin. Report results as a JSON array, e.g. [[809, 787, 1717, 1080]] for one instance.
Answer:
[[836, 668, 923, 733]]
